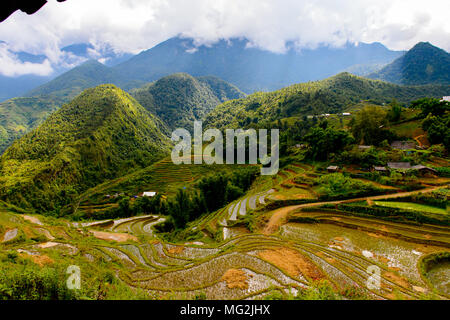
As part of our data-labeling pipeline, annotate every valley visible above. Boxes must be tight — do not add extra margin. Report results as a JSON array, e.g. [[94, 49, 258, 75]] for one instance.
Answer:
[[0, 33, 449, 301]]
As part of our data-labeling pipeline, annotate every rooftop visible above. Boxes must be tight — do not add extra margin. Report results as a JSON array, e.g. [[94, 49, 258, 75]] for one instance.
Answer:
[[387, 162, 412, 170]]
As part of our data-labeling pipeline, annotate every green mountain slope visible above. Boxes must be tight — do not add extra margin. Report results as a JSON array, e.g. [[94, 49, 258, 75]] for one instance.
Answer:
[[0, 96, 64, 154], [369, 42, 450, 85], [204, 72, 450, 129], [26, 60, 126, 100], [131, 73, 245, 131], [0, 84, 171, 212]]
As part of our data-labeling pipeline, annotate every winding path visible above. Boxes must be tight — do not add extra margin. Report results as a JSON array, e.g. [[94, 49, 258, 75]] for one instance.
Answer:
[[263, 186, 445, 235]]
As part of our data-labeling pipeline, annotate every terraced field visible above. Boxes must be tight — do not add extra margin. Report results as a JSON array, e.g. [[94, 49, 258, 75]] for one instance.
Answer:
[[0, 154, 448, 300], [2, 164, 449, 300]]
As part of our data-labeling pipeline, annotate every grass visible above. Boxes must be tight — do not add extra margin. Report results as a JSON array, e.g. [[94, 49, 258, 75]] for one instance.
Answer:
[[374, 201, 448, 215]]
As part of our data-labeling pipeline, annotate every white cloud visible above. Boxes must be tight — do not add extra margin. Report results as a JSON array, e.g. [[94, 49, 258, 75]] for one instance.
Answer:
[[0, 44, 53, 76], [0, 0, 449, 76]]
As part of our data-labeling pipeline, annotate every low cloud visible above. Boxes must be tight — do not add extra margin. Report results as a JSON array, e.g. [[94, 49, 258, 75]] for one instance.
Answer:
[[0, 44, 53, 76], [0, 0, 449, 76]]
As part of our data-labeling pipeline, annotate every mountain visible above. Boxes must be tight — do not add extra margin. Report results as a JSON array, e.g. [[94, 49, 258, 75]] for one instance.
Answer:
[[61, 43, 133, 66], [10, 37, 404, 101], [204, 72, 450, 129], [114, 37, 404, 93], [369, 42, 450, 85], [0, 96, 64, 154], [26, 60, 125, 100], [0, 42, 133, 102], [0, 74, 54, 102], [0, 84, 171, 212], [131, 73, 245, 130]]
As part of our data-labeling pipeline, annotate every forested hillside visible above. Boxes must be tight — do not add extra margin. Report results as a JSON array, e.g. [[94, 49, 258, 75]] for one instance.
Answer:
[[131, 73, 245, 131], [0, 85, 171, 212], [204, 72, 450, 129], [369, 42, 450, 85]]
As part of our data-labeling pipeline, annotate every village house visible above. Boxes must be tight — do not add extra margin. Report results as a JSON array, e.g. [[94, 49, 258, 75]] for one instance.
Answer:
[[142, 191, 157, 197], [358, 145, 372, 151], [440, 96, 450, 102], [327, 165, 339, 173], [390, 141, 417, 150], [373, 166, 388, 175], [411, 165, 438, 177], [387, 162, 412, 171]]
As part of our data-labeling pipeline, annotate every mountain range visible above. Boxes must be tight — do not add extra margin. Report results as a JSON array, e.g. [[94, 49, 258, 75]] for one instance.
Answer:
[[1, 37, 407, 101], [0, 72, 243, 154], [204, 72, 450, 129]]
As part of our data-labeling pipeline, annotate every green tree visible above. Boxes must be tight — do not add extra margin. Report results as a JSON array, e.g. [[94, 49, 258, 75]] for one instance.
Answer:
[[387, 99, 402, 122], [303, 127, 354, 161], [411, 97, 449, 118], [350, 106, 392, 146]]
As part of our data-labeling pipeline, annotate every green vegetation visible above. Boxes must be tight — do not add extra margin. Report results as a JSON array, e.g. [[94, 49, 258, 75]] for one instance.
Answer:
[[321, 203, 450, 226], [27, 60, 124, 100], [369, 42, 450, 85], [315, 173, 384, 200], [373, 201, 447, 215], [204, 72, 450, 130], [131, 73, 244, 131], [0, 96, 64, 154], [349, 105, 396, 145], [0, 84, 170, 213], [303, 127, 354, 160]]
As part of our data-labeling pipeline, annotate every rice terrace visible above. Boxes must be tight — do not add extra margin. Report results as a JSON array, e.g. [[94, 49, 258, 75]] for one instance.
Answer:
[[0, 0, 449, 304]]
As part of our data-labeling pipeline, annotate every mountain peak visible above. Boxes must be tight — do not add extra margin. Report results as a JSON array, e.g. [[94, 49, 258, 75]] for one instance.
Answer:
[[369, 42, 450, 85], [1, 84, 170, 211]]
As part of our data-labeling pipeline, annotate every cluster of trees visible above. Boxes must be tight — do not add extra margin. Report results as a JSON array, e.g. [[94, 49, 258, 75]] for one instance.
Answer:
[[91, 167, 259, 229], [349, 105, 397, 146], [412, 98, 450, 149], [303, 127, 354, 161], [167, 168, 258, 229], [315, 173, 384, 200]]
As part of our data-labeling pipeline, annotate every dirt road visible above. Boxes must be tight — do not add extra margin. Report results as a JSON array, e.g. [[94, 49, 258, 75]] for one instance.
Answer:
[[263, 186, 445, 235]]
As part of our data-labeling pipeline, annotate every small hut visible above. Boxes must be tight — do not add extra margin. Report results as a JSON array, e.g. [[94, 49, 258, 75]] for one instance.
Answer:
[[327, 166, 339, 173]]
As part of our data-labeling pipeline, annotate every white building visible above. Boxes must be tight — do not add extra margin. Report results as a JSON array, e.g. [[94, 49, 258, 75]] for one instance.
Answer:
[[441, 96, 450, 102], [142, 191, 157, 197]]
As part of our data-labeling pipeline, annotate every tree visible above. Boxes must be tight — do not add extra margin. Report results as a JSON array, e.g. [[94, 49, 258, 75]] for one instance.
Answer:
[[422, 113, 450, 149], [303, 127, 353, 161], [387, 99, 402, 122], [411, 98, 449, 118], [350, 106, 392, 146]]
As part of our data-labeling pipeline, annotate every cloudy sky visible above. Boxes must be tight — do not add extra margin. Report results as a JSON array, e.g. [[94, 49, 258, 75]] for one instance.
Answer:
[[1, 0, 449, 76]]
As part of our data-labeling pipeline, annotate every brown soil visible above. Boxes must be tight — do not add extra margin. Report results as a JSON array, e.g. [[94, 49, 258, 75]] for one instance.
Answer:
[[258, 247, 325, 280], [19, 252, 54, 267], [221, 269, 249, 289], [90, 230, 138, 242], [378, 256, 390, 264], [383, 271, 410, 288], [31, 254, 54, 267], [367, 232, 383, 239], [262, 206, 295, 234], [168, 246, 185, 255], [414, 134, 430, 148]]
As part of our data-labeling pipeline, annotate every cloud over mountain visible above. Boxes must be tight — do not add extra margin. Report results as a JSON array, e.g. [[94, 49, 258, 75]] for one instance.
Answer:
[[0, 0, 449, 76]]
